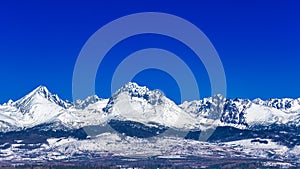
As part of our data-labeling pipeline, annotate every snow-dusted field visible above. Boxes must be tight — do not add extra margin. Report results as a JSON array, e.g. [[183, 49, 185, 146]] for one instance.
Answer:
[[0, 133, 299, 168]]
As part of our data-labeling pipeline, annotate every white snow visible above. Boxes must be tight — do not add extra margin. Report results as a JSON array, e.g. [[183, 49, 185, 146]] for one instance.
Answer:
[[244, 104, 295, 126]]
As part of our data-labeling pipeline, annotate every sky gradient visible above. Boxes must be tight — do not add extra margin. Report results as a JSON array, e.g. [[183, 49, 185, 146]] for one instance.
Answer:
[[0, 0, 300, 104]]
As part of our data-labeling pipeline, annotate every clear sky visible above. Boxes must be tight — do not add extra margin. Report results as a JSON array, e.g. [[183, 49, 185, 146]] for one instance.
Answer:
[[0, 0, 299, 104]]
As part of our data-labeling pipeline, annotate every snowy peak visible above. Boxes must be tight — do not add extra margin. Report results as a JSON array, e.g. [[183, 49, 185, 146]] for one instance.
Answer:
[[18, 85, 51, 101], [118, 82, 165, 104], [13, 86, 71, 112], [103, 82, 197, 129], [113, 82, 150, 98], [32, 85, 51, 97], [74, 95, 102, 109], [104, 82, 166, 113]]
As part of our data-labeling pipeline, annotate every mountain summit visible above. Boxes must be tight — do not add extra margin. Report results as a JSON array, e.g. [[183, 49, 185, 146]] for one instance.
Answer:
[[14, 85, 71, 112], [103, 82, 197, 129]]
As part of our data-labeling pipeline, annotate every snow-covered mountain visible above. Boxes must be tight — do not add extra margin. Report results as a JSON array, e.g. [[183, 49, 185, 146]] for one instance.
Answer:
[[13, 86, 72, 110], [0, 86, 109, 132], [0, 82, 300, 166], [0, 82, 300, 133], [103, 82, 197, 130]]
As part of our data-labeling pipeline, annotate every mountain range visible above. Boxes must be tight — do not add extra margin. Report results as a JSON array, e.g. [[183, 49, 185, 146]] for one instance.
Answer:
[[0, 82, 299, 167], [1, 82, 300, 132]]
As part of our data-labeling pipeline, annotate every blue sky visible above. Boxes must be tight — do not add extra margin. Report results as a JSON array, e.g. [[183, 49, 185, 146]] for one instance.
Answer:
[[0, 0, 299, 104]]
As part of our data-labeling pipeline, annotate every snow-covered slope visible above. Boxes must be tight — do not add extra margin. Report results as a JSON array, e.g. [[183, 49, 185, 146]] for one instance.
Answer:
[[66, 98, 109, 128], [244, 103, 297, 126], [103, 82, 197, 129]]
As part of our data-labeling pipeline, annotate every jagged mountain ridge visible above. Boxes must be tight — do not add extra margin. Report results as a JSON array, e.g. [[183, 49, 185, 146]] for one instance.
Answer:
[[0, 82, 299, 133], [180, 97, 300, 128]]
